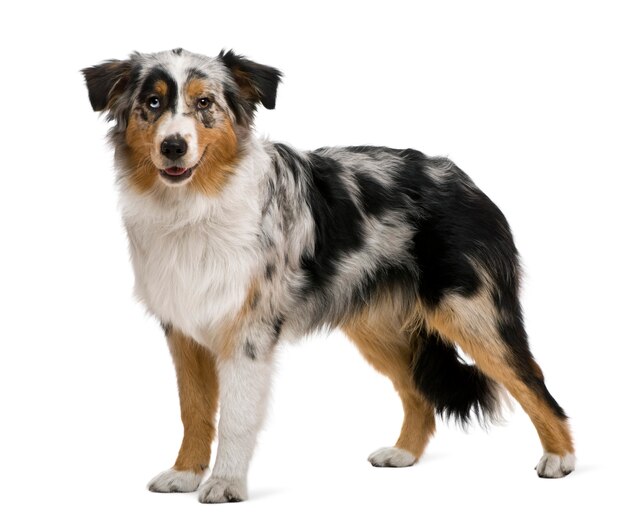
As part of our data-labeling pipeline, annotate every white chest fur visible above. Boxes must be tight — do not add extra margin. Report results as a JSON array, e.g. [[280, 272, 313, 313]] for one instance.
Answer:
[[118, 159, 265, 347]]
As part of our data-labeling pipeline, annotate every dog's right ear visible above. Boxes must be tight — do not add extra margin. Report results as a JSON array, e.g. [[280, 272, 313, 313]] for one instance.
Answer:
[[82, 60, 133, 113]]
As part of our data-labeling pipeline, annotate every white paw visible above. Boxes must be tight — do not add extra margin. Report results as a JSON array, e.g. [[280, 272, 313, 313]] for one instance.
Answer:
[[198, 476, 247, 503], [147, 468, 203, 493], [536, 452, 576, 478], [368, 447, 417, 468]]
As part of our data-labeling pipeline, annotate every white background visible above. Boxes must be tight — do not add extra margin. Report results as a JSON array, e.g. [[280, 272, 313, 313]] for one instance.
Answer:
[[1, 1, 624, 518]]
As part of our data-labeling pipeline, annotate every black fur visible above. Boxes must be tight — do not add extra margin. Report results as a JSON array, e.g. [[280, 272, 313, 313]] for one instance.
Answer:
[[160, 321, 173, 336], [244, 340, 256, 360], [265, 262, 276, 280], [270, 142, 567, 423], [354, 172, 392, 218], [273, 144, 366, 295], [219, 50, 282, 125], [138, 68, 179, 115], [82, 60, 134, 112], [186, 67, 208, 81], [412, 331, 501, 424]]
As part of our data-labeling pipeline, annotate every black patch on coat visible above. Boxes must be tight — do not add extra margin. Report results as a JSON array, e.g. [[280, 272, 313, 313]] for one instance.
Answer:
[[354, 173, 391, 217], [160, 322, 173, 336], [186, 67, 208, 81], [392, 150, 484, 307], [272, 315, 284, 340], [138, 67, 179, 114], [265, 263, 276, 280], [274, 144, 365, 294], [412, 330, 500, 425], [172, 48, 183, 55], [273, 143, 304, 174], [349, 262, 419, 311], [244, 340, 256, 360]]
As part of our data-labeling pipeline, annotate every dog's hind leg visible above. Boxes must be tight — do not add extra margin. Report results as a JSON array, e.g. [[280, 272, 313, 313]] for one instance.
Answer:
[[148, 327, 219, 492], [343, 311, 436, 467], [424, 286, 575, 478]]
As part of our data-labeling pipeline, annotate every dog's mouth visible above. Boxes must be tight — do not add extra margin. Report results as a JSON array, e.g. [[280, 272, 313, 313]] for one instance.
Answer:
[[159, 166, 194, 183]]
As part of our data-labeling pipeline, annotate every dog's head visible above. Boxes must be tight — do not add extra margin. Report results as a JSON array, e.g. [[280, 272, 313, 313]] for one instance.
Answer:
[[83, 49, 281, 194]]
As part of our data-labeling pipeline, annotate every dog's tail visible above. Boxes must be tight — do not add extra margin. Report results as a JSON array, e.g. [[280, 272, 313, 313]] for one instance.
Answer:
[[411, 330, 507, 426]]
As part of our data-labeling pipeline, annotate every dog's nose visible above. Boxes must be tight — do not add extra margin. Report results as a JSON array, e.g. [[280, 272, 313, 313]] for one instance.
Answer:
[[160, 135, 188, 159]]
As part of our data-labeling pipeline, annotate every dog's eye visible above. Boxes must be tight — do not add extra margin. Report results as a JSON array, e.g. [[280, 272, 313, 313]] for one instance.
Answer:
[[197, 98, 212, 110], [148, 96, 161, 109]]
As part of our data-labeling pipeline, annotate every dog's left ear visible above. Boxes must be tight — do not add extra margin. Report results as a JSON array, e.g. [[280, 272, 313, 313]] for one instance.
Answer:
[[82, 59, 133, 113], [219, 50, 282, 125]]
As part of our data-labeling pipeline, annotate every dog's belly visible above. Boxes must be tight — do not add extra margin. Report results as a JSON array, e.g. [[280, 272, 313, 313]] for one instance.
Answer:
[[126, 223, 256, 345]]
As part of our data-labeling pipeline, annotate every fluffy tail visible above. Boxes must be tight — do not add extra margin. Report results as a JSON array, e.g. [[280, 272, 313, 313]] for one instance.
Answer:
[[411, 330, 505, 426]]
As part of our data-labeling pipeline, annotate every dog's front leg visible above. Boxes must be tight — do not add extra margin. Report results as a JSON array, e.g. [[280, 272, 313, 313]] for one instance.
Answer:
[[198, 346, 274, 503]]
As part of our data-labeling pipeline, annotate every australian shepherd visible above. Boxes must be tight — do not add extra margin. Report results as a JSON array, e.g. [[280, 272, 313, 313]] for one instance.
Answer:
[[83, 48, 575, 503]]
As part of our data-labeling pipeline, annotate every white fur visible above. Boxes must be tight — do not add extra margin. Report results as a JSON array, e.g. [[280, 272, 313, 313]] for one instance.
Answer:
[[198, 476, 247, 503], [147, 468, 203, 493], [118, 138, 271, 349], [199, 351, 274, 503], [535, 452, 576, 478], [368, 447, 416, 468], [153, 112, 200, 169]]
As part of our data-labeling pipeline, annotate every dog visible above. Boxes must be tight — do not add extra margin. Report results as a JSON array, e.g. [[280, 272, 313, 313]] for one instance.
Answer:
[[83, 48, 575, 503]]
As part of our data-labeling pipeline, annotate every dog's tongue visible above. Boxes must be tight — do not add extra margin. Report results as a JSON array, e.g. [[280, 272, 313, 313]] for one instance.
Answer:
[[164, 167, 187, 176]]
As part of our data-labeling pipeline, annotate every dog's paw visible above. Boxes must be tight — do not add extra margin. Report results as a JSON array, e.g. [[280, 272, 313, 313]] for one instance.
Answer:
[[368, 447, 417, 468], [198, 476, 247, 503], [147, 468, 203, 493], [535, 452, 576, 478]]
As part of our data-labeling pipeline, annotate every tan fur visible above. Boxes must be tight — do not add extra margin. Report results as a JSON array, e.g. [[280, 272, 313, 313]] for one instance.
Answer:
[[209, 279, 260, 361], [123, 73, 239, 196], [185, 78, 207, 101], [158, 283, 260, 477], [423, 290, 574, 456], [167, 329, 219, 474], [189, 117, 239, 196], [343, 300, 436, 461], [124, 114, 160, 192], [153, 80, 168, 97]]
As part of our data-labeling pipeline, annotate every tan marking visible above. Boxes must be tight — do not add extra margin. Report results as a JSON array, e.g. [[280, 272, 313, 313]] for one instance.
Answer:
[[189, 117, 239, 196], [423, 289, 574, 456], [153, 79, 168, 97], [124, 114, 159, 192], [167, 329, 219, 474], [185, 78, 207, 101], [343, 300, 435, 461], [424, 290, 502, 359]]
